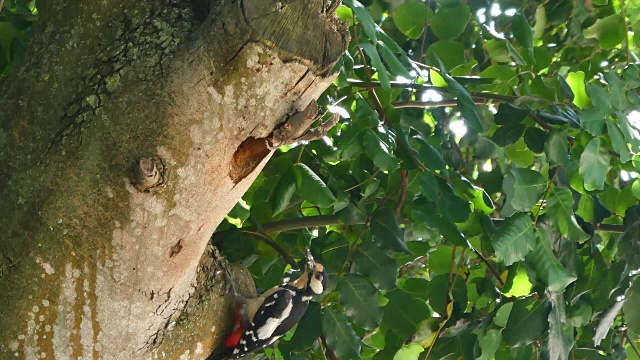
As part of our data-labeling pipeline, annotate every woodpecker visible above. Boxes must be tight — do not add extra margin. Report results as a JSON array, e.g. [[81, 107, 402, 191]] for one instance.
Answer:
[[209, 249, 328, 360]]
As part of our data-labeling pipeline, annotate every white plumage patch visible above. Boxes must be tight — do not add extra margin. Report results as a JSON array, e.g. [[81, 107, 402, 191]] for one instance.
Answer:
[[256, 301, 293, 340], [310, 277, 324, 294]]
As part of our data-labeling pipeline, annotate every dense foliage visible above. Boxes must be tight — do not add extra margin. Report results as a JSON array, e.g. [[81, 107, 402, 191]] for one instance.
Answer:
[[5, 0, 640, 359], [0, 0, 36, 77], [216, 0, 640, 359]]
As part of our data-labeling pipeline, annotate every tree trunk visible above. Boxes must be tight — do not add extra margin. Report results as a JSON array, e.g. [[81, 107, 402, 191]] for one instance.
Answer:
[[0, 0, 347, 358]]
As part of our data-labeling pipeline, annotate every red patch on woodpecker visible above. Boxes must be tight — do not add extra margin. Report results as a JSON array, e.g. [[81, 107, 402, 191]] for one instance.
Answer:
[[225, 309, 244, 347], [225, 327, 243, 347]]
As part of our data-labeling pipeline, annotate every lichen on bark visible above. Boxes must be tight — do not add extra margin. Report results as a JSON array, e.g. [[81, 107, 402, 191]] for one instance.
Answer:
[[0, 0, 347, 358]]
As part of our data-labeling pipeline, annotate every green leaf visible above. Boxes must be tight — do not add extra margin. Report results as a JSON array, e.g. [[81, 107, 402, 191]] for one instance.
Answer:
[[287, 302, 321, 351], [618, 112, 640, 150], [604, 71, 626, 111], [492, 123, 525, 146], [546, 188, 589, 242], [353, 242, 398, 290], [362, 129, 401, 172], [293, 163, 336, 208], [633, 179, 640, 200], [419, 141, 446, 171], [523, 127, 546, 154], [526, 227, 577, 292], [335, 5, 354, 24], [428, 245, 455, 274], [377, 42, 412, 79], [579, 137, 611, 191], [579, 108, 607, 136], [271, 168, 296, 216], [491, 213, 536, 266], [593, 300, 624, 346], [420, 172, 439, 201], [425, 40, 466, 70], [360, 42, 391, 90], [503, 298, 552, 346], [371, 207, 410, 253], [393, 344, 424, 360], [439, 192, 471, 223], [322, 306, 361, 360], [545, 130, 569, 165], [381, 289, 431, 339], [495, 303, 514, 327], [623, 278, 640, 335], [576, 194, 595, 222], [485, 39, 511, 63], [512, 13, 533, 50], [587, 83, 613, 114], [439, 218, 467, 247], [505, 138, 534, 167], [548, 292, 574, 360], [435, 59, 483, 133], [337, 274, 383, 329], [503, 264, 533, 297], [566, 71, 591, 109], [533, 5, 547, 39], [393, 2, 427, 39], [430, 4, 471, 40], [494, 103, 530, 126], [606, 121, 632, 163], [478, 329, 502, 360], [510, 168, 547, 212], [583, 14, 625, 49], [343, 0, 377, 42], [599, 187, 638, 216], [506, 41, 527, 66]]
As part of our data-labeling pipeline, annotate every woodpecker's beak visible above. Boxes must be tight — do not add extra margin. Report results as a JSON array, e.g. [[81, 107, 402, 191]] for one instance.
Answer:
[[305, 248, 316, 272]]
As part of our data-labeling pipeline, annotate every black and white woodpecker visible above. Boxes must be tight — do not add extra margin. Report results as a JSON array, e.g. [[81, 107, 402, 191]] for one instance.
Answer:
[[209, 249, 328, 360]]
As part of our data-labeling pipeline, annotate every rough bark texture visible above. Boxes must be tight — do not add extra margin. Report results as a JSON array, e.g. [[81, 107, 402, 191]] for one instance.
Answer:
[[0, 0, 347, 359]]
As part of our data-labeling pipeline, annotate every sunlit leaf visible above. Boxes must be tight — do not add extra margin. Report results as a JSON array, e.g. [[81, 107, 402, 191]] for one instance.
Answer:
[[579, 137, 611, 191], [293, 163, 336, 207], [430, 4, 471, 40], [393, 2, 428, 39], [583, 14, 625, 49]]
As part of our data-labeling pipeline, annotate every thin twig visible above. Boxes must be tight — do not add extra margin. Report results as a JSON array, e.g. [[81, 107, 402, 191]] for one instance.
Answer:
[[469, 244, 504, 287], [317, 338, 329, 360], [395, 170, 408, 215], [625, 331, 640, 359], [238, 230, 299, 270], [344, 169, 381, 191], [353, 25, 388, 125], [321, 336, 338, 360]]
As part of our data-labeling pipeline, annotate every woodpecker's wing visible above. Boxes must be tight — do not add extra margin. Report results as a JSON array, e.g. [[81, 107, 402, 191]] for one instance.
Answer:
[[223, 288, 302, 359]]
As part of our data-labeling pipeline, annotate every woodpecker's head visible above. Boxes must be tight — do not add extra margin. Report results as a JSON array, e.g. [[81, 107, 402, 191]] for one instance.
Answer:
[[293, 249, 328, 296]]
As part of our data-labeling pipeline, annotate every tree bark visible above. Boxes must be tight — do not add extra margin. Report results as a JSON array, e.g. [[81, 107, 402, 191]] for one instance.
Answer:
[[0, 0, 347, 358]]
